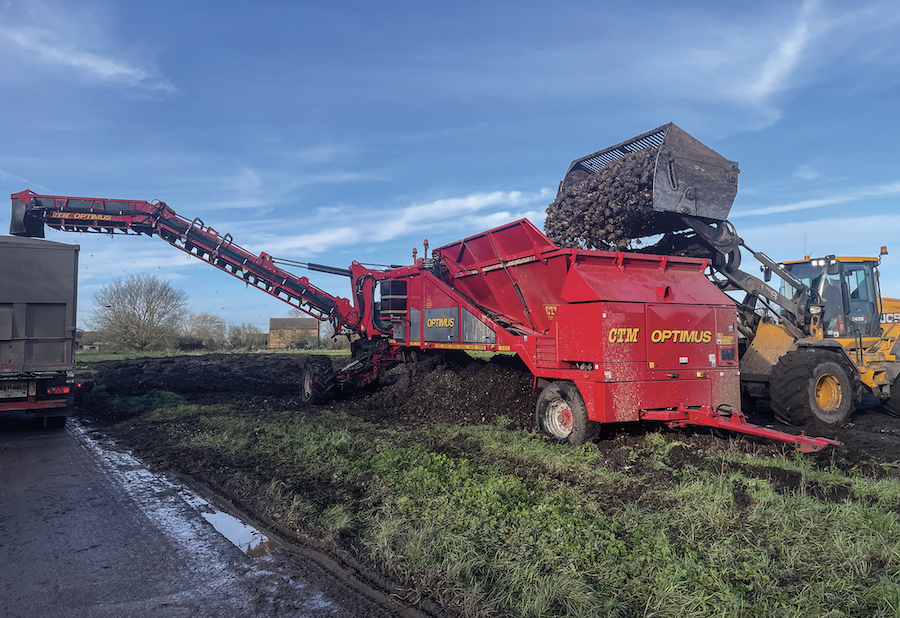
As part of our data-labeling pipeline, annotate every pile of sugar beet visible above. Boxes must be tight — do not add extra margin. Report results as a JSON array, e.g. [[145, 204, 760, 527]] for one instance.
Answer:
[[543, 148, 656, 250], [75, 352, 540, 430]]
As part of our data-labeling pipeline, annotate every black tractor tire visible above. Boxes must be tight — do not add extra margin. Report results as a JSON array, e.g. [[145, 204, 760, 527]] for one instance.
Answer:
[[43, 416, 66, 429], [535, 381, 598, 446], [301, 356, 336, 404], [769, 349, 856, 425]]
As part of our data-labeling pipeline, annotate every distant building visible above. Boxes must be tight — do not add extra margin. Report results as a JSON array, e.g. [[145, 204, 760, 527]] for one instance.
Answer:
[[268, 317, 319, 349]]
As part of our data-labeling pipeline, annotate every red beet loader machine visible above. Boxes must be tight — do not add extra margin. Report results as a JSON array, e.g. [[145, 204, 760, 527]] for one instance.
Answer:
[[10, 188, 836, 452]]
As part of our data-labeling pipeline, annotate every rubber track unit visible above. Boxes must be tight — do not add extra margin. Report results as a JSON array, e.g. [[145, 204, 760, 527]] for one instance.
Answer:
[[769, 348, 855, 425]]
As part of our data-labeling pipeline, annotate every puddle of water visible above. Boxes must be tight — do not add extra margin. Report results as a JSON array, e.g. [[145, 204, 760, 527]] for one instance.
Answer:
[[201, 511, 283, 558], [71, 421, 284, 560]]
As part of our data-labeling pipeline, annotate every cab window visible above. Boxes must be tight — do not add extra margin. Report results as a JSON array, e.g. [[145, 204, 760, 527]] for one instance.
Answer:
[[844, 263, 878, 335]]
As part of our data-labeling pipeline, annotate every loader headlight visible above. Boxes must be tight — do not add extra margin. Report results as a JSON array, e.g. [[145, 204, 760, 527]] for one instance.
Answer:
[[810, 306, 822, 314]]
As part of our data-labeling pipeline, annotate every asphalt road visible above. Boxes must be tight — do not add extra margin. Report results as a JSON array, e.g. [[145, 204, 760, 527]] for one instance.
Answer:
[[0, 417, 412, 618]]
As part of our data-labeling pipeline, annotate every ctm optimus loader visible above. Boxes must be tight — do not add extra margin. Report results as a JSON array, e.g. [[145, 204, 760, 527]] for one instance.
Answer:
[[555, 123, 900, 427], [7, 125, 843, 451]]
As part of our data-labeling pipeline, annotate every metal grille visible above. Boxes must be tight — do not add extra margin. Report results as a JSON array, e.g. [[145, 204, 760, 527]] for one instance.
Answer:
[[575, 125, 668, 174]]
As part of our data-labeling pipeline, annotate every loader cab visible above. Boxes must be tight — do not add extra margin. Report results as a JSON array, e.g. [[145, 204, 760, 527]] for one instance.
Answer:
[[779, 256, 882, 338]]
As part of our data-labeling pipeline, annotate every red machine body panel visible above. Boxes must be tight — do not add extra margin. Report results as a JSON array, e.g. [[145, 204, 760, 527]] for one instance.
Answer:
[[645, 304, 717, 371], [412, 221, 743, 428]]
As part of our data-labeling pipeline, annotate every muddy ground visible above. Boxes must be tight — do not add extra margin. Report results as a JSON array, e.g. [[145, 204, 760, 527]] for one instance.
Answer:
[[78, 351, 900, 466], [74, 352, 900, 615]]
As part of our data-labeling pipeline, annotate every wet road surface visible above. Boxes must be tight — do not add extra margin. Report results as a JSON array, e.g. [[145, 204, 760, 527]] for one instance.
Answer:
[[0, 417, 413, 617]]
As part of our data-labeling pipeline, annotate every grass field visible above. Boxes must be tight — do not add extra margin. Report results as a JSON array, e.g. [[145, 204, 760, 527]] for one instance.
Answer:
[[99, 391, 900, 618]]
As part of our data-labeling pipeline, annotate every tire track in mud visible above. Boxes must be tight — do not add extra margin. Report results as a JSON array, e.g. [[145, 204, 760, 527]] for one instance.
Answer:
[[70, 421, 427, 617]]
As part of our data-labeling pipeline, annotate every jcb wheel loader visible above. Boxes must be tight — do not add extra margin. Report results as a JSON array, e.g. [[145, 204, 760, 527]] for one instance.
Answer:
[[746, 254, 900, 425]]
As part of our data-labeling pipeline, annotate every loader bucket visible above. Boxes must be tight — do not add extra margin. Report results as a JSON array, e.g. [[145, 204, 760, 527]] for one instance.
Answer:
[[559, 123, 739, 235]]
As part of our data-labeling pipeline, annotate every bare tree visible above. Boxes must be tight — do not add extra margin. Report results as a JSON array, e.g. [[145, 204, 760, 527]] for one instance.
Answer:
[[180, 312, 227, 350], [271, 327, 313, 349], [90, 272, 189, 350], [317, 319, 351, 350], [286, 307, 339, 349], [226, 323, 263, 350]]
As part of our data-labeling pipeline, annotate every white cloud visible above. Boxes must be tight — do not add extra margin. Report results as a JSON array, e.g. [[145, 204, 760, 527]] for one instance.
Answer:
[[794, 164, 821, 180], [733, 0, 816, 106], [292, 145, 351, 164], [0, 2, 175, 95], [659, 1, 900, 128], [202, 188, 555, 259], [370, 5, 829, 131], [349, 189, 553, 248], [73, 240, 203, 282], [405, 1, 896, 133], [377, 190, 534, 239], [290, 171, 389, 187], [248, 227, 362, 256], [733, 181, 900, 217], [0, 168, 50, 192], [737, 213, 900, 264], [460, 209, 548, 233]]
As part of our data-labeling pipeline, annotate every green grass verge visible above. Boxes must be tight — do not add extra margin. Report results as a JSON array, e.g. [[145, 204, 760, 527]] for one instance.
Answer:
[[116, 399, 900, 618]]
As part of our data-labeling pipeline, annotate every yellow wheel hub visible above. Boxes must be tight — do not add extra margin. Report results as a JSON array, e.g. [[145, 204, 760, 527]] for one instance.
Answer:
[[815, 374, 842, 412]]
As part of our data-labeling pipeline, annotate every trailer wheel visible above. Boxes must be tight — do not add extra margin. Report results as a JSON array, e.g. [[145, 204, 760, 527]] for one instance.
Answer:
[[301, 356, 336, 404], [769, 349, 855, 425], [536, 381, 597, 445]]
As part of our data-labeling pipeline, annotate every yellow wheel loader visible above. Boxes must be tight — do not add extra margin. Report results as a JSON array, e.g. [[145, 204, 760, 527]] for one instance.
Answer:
[[736, 253, 900, 424]]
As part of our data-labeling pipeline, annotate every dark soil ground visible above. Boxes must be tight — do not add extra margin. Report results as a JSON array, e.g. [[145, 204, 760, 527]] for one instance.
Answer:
[[78, 351, 900, 467], [74, 352, 900, 615]]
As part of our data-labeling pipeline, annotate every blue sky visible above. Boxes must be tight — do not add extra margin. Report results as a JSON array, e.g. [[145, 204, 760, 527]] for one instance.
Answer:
[[2, 0, 899, 331]]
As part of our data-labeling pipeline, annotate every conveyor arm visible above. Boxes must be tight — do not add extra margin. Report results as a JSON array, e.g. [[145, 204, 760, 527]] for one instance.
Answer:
[[10, 190, 362, 328]]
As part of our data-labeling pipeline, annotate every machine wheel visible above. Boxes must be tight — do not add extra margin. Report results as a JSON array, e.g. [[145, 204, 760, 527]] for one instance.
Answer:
[[301, 356, 336, 404], [769, 349, 856, 425], [43, 416, 67, 429], [535, 381, 597, 445]]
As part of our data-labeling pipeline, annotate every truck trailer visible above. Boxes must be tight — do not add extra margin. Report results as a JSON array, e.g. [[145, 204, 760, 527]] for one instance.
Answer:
[[0, 236, 78, 428]]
